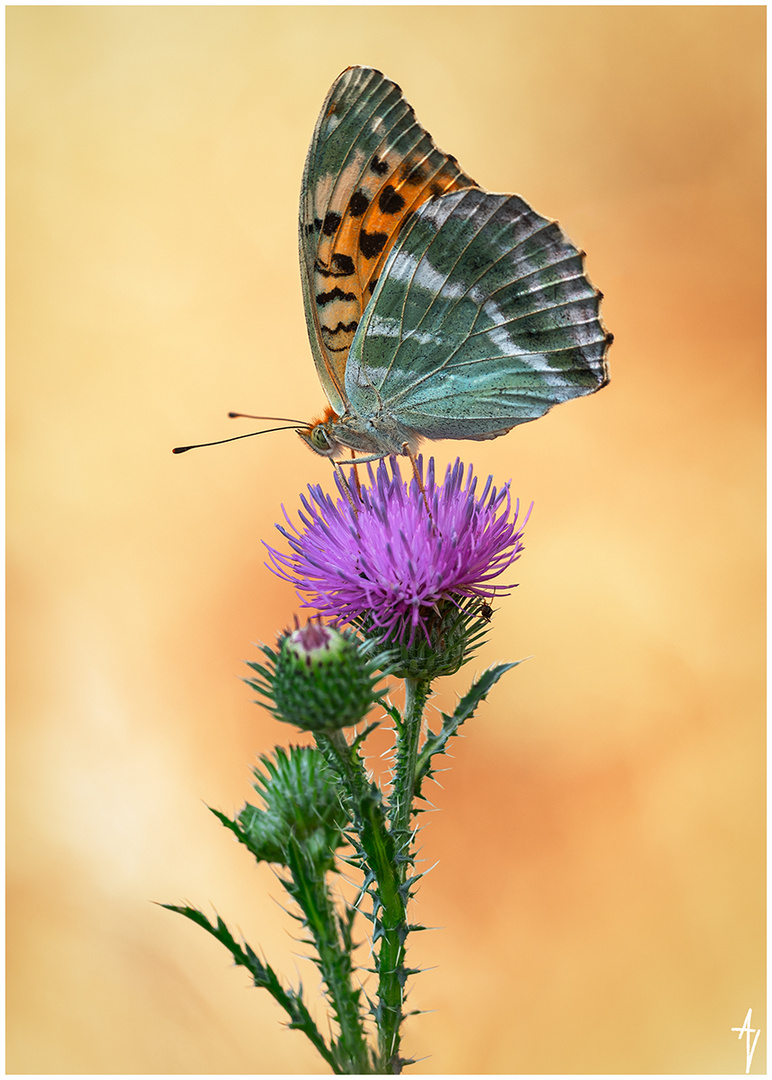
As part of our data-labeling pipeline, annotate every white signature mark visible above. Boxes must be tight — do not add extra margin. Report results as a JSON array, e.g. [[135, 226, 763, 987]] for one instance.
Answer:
[[731, 1008, 761, 1073]]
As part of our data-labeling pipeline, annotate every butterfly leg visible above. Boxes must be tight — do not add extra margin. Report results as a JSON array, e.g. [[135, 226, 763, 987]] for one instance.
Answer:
[[403, 444, 434, 522], [350, 449, 362, 498], [331, 458, 360, 514]]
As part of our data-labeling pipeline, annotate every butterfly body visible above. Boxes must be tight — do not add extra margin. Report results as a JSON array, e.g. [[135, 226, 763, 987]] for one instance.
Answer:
[[297, 67, 611, 462]]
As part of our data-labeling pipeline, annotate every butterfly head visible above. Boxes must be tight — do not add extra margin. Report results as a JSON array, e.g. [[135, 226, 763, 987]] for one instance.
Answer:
[[297, 406, 344, 459]]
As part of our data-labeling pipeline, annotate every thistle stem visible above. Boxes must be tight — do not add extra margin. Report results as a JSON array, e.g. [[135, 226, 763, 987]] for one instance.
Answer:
[[318, 729, 409, 1073], [283, 840, 371, 1074], [391, 677, 430, 863], [377, 675, 431, 1071]]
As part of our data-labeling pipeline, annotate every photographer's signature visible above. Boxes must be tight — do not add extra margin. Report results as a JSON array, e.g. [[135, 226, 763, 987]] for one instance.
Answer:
[[731, 1008, 761, 1073]]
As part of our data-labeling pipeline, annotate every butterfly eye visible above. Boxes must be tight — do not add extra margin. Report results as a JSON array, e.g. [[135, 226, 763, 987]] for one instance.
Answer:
[[309, 425, 334, 455]]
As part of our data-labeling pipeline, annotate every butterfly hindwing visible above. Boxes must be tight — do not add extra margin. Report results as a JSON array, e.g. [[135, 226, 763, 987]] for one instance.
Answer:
[[300, 67, 477, 413], [345, 187, 611, 440]]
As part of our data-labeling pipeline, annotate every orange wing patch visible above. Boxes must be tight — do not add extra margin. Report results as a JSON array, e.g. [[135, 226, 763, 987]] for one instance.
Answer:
[[355, 150, 477, 292], [310, 147, 477, 389]]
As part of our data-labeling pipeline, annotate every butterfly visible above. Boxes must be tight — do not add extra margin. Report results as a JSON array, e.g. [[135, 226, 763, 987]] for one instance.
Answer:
[[296, 65, 611, 465]]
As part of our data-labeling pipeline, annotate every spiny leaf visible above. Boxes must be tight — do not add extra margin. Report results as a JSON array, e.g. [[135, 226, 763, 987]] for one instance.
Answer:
[[159, 903, 338, 1072], [414, 661, 524, 801]]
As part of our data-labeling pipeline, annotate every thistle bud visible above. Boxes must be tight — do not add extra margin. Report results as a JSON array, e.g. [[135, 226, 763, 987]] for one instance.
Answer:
[[234, 745, 346, 870], [246, 619, 391, 733]]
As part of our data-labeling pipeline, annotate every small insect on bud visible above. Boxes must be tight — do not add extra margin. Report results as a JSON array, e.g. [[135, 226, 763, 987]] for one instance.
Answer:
[[246, 619, 391, 733]]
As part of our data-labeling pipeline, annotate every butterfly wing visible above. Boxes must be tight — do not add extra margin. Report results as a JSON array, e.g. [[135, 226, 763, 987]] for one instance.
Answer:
[[299, 66, 477, 414], [344, 187, 611, 440]]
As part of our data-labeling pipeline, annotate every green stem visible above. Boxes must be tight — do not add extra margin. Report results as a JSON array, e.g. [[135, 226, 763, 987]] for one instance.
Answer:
[[390, 678, 430, 870], [318, 729, 408, 1073], [374, 677, 430, 1072], [284, 838, 372, 1073]]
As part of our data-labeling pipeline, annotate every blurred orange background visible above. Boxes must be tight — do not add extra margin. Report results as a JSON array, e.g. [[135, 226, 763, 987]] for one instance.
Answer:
[[7, 6, 765, 1075]]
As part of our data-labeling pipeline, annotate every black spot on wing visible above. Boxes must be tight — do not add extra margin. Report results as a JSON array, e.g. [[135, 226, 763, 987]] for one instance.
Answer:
[[322, 319, 359, 349], [370, 155, 389, 176], [332, 253, 355, 275], [359, 230, 388, 259], [316, 286, 356, 306], [378, 185, 405, 215], [323, 212, 342, 237], [348, 191, 370, 217], [400, 161, 426, 184], [314, 252, 356, 278], [322, 320, 359, 336]]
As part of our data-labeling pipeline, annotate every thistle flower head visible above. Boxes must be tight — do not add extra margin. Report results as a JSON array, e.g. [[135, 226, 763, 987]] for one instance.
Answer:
[[265, 457, 530, 659]]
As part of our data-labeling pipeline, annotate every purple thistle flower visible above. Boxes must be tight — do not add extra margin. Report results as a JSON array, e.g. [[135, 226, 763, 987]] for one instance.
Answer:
[[265, 457, 531, 647]]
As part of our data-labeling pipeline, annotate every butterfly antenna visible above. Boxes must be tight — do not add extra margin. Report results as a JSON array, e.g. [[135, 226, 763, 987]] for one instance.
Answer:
[[172, 424, 302, 454], [227, 412, 305, 424]]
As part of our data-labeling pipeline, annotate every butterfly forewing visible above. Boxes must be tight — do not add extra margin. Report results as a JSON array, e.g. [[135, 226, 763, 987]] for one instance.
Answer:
[[345, 188, 611, 441], [299, 66, 477, 412]]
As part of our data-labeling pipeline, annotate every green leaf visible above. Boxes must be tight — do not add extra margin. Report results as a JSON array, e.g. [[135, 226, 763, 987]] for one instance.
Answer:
[[414, 661, 524, 801], [160, 903, 338, 1072]]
